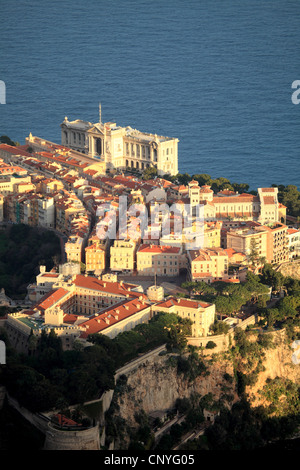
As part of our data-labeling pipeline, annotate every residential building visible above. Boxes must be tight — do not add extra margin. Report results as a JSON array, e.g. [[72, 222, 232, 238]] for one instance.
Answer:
[[152, 297, 216, 337], [110, 239, 137, 273], [137, 244, 182, 276], [65, 236, 84, 263], [226, 224, 269, 262], [287, 228, 300, 259], [85, 241, 106, 274], [187, 247, 229, 283]]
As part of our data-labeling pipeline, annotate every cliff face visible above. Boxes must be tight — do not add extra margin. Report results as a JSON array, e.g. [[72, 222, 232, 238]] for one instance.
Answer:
[[116, 354, 237, 429], [278, 260, 300, 280], [114, 331, 300, 431], [247, 331, 300, 407]]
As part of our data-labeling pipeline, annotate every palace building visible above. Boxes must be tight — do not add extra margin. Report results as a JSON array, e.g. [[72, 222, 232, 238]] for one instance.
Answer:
[[60, 106, 179, 176]]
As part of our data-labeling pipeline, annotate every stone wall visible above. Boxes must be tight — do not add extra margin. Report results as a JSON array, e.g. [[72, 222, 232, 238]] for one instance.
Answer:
[[187, 314, 257, 353], [43, 422, 100, 450], [187, 332, 232, 354], [6, 393, 101, 450], [277, 259, 300, 280]]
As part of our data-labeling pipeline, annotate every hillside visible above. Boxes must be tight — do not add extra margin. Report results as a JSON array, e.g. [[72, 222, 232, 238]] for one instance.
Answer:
[[105, 328, 300, 450]]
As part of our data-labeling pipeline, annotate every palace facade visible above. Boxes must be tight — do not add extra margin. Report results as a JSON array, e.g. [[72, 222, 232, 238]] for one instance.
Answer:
[[60, 112, 179, 176]]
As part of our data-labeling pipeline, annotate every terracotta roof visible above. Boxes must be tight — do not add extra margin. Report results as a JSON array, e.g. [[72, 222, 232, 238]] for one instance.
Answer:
[[54, 414, 81, 427], [263, 196, 275, 205], [155, 297, 211, 309], [73, 274, 145, 298], [213, 195, 259, 203], [189, 247, 228, 261], [0, 143, 32, 157], [35, 288, 69, 312], [138, 244, 180, 254], [79, 298, 150, 338]]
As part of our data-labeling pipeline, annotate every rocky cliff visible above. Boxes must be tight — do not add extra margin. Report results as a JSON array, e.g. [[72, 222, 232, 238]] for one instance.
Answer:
[[108, 330, 300, 448], [116, 353, 237, 429], [278, 260, 300, 280]]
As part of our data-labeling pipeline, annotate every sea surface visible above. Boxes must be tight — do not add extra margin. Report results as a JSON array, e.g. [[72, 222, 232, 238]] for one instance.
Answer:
[[0, 0, 299, 190]]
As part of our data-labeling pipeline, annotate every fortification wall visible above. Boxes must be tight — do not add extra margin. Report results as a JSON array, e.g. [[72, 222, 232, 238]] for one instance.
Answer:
[[43, 423, 100, 450], [187, 314, 257, 353]]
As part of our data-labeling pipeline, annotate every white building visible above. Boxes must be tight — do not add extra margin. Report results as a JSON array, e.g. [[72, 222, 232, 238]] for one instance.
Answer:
[[60, 109, 179, 176], [287, 228, 300, 259]]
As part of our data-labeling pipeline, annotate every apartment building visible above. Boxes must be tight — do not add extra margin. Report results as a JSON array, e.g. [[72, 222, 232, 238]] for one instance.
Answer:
[[65, 236, 84, 263], [110, 239, 137, 273], [85, 241, 106, 274], [226, 224, 269, 262], [186, 180, 281, 225], [152, 297, 216, 337], [265, 223, 289, 264], [187, 247, 229, 283], [226, 221, 288, 265], [137, 244, 182, 276], [204, 221, 222, 249], [287, 228, 300, 260]]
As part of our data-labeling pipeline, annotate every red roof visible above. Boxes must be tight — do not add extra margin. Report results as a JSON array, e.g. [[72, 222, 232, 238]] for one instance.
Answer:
[[156, 297, 211, 309], [213, 195, 259, 203], [35, 288, 69, 312], [263, 196, 275, 205], [138, 244, 180, 254], [73, 274, 145, 298], [54, 414, 81, 427], [0, 143, 33, 158], [79, 298, 150, 338]]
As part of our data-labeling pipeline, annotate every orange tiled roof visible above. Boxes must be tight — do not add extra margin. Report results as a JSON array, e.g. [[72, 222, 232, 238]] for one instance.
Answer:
[[73, 274, 145, 298], [138, 244, 180, 254], [35, 288, 69, 312], [155, 296, 211, 309], [79, 298, 150, 338]]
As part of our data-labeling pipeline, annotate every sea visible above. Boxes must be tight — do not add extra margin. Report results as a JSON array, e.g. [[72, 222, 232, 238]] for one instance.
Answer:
[[0, 0, 299, 191]]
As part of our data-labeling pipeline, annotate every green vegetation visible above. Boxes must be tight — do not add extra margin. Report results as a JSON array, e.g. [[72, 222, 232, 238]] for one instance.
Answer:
[[156, 392, 230, 451], [0, 135, 19, 147], [89, 311, 192, 366], [0, 311, 193, 414], [174, 352, 208, 382], [210, 320, 230, 335], [0, 329, 116, 413], [142, 166, 158, 180], [162, 172, 250, 194], [180, 396, 300, 451], [0, 224, 61, 299], [182, 272, 270, 318], [273, 184, 300, 219], [230, 327, 274, 394]]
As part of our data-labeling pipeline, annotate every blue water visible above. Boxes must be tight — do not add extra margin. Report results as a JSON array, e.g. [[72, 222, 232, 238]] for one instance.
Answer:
[[0, 0, 299, 190]]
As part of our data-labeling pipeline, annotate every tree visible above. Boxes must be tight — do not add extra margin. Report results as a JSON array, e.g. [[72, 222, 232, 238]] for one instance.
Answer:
[[192, 173, 213, 187], [210, 320, 230, 335], [142, 166, 158, 180], [206, 341, 217, 349], [0, 135, 17, 146], [248, 238, 260, 269]]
